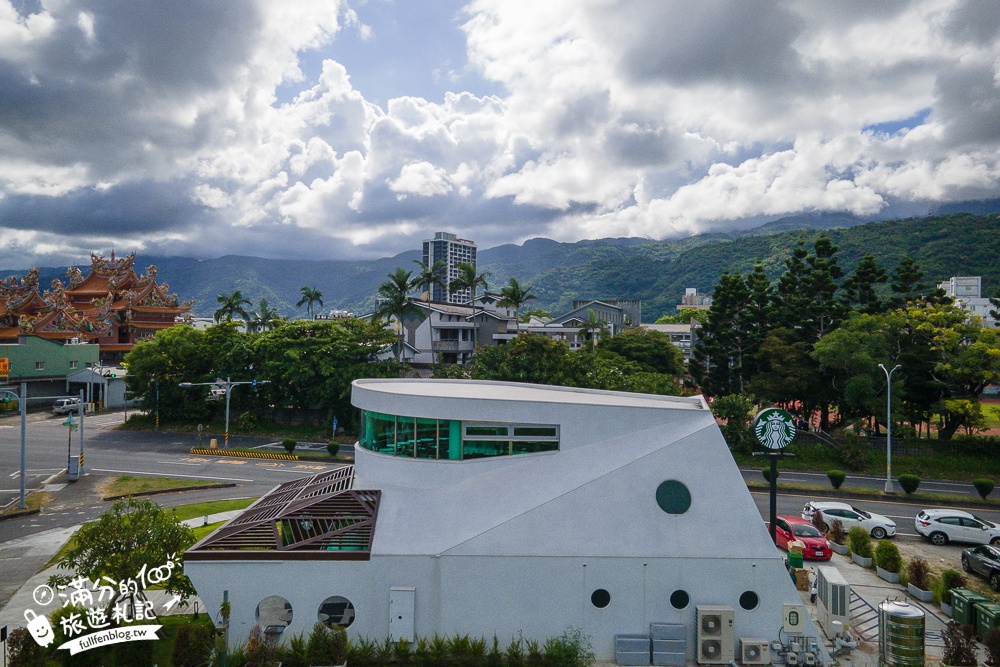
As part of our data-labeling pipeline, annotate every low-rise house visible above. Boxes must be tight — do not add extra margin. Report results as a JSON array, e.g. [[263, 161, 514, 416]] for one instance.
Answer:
[[369, 297, 638, 363], [642, 321, 701, 361], [938, 276, 997, 328]]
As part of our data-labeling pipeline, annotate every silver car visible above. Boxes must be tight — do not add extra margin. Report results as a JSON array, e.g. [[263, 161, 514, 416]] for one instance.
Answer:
[[52, 398, 81, 415]]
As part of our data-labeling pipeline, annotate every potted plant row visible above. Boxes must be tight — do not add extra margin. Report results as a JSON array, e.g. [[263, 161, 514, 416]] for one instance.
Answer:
[[826, 519, 849, 556], [848, 526, 873, 567], [906, 557, 934, 603], [939, 569, 966, 618], [874, 540, 902, 583]]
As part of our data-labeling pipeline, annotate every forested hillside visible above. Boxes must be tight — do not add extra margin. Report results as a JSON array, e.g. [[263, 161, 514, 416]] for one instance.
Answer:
[[5, 213, 998, 321]]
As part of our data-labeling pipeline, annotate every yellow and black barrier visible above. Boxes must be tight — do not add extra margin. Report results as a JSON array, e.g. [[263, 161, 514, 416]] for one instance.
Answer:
[[189, 448, 299, 461]]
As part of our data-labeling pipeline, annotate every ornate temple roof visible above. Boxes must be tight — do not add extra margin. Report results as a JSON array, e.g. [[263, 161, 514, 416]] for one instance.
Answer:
[[0, 252, 191, 347]]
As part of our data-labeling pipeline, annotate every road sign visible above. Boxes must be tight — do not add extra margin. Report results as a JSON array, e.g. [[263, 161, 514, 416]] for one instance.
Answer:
[[753, 408, 796, 450]]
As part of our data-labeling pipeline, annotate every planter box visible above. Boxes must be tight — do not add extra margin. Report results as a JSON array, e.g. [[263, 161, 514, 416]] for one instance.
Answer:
[[877, 566, 900, 583], [907, 583, 934, 603], [942, 602, 952, 617], [852, 553, 873, 568], [830, 542, 849, 556]]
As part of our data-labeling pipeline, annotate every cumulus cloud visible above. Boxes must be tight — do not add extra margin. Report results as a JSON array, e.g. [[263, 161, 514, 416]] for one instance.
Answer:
[[1, 0, 1000, 268]]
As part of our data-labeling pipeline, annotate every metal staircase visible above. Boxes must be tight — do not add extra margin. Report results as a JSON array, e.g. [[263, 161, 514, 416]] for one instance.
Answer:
[[849, 591, 880, 641]]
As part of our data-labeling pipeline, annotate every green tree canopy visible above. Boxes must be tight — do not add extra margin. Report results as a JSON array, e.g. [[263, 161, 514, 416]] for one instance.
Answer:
[[214, 289, 251, 323], [654, 308, 705, 324], [412, 259, 446, 301], [252, 319, 402, 421], [374, 268, 422, 361], [50, 497, 197, 602], [297, 286, 324, 319], [597, 327, 685, 375], [497, 277, 537, 323]]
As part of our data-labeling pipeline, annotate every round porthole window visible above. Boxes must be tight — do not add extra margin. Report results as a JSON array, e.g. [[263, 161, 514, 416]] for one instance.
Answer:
[[655, 480, 691, 514], [670, 589, 690, 610], [739, 591, 759, 611], [318, 595, 356, 628], [255, 596, 293, 632], [591, 589, 611, 609]]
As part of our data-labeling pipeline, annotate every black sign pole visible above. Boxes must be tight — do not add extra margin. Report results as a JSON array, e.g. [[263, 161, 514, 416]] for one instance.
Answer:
[[769, 453, 778, 543]]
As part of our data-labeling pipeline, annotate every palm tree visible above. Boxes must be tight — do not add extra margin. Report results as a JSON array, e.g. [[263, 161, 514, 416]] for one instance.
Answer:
[[412, 259, 447, 302], [249, 298, 282, 333], [374, 268, 421, 361], [497, 277, 537, 328], [578, 309, 608, 351], [449, 262, 490, 349], [297, 286, 324, 319], [214, 290, 251, 324]]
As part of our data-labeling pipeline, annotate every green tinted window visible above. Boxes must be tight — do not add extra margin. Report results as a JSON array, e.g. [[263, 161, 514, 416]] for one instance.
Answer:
[[466, 425, 509, 437], [512, 426, 558, 437]]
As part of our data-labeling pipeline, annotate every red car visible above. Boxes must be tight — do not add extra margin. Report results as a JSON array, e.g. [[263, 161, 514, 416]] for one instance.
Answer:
[[772, 515, 832, 561]]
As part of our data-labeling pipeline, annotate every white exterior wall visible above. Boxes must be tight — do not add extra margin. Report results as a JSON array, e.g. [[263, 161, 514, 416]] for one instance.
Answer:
[[190, 553, 803, 661], [186, 380, 828, 663]]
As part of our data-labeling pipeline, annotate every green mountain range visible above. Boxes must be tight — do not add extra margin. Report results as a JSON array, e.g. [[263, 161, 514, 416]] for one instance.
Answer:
[[7, 212, 999, 322]]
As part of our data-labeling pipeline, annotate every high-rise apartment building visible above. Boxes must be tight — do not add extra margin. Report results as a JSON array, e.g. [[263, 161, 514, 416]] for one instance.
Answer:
[[421, 232, 477, 304]]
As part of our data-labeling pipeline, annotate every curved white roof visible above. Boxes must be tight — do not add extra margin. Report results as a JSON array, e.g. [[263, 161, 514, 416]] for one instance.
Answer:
[[353, 378, 705, 410]]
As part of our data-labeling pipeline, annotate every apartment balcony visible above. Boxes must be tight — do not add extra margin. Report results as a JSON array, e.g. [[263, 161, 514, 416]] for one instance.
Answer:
[[431, 340, 475, 353]]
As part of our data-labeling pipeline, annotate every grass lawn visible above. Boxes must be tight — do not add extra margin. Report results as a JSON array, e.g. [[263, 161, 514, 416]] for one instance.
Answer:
[[983, 402, 1000, 429], [103, 475, 231, 498], [167, 497, 257, 522]]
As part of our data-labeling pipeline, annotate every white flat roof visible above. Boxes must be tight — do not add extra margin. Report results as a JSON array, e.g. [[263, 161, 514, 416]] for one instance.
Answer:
[[353, 378, 704, 410]]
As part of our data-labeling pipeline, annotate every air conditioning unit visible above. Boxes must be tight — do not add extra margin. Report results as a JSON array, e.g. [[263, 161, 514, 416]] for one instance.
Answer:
[[816, 565, 850, 636], [739, 638, 770, 665], [696, 605, 734, 665]]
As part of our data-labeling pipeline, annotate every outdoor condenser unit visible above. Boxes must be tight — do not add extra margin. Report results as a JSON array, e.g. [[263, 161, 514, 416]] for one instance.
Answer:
[[739, 638, 770, 665], [816, 565, 850, 636], [696, 605, 734, 664]]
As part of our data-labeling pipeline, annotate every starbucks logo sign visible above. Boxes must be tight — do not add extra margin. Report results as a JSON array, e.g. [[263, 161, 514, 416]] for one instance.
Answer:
[[753, 408, 796, 450]]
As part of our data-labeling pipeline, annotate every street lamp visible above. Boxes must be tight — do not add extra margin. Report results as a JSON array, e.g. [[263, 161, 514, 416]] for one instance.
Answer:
[[179, 377, 269, 447], [878, 363, 902, 494]]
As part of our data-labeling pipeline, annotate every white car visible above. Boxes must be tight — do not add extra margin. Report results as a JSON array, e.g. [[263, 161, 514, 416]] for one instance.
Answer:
[[802, 501, 896, 539], [915, 509, 1000, 546]]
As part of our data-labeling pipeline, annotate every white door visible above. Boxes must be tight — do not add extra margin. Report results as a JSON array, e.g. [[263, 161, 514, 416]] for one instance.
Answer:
[[389, 587, 415, 642], [962, 518, 990, 544]]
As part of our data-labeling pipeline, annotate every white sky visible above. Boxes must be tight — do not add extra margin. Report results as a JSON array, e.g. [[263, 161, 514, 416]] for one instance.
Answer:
[[1, 0, 999, 267]]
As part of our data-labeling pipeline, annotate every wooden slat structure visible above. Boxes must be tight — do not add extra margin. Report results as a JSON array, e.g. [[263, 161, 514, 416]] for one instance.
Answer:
[[186, 467, 380, 561]]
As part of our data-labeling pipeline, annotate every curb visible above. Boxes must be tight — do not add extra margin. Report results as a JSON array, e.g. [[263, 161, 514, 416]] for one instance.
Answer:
[[189, 448, 299, 460], [102, 482, 239, 501], [0, 507, 41, 522]]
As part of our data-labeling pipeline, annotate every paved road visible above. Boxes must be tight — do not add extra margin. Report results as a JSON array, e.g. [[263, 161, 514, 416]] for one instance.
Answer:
[[0, 410, 345, 542]]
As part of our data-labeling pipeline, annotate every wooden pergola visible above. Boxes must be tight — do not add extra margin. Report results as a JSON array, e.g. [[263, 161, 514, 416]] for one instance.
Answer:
[[186, 467, 380, 561]]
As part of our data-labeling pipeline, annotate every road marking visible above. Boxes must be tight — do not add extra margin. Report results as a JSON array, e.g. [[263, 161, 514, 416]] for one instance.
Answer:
[[267, 468, 330, 474], [90, 468, 252, 482], [155, 461, 202, 466]]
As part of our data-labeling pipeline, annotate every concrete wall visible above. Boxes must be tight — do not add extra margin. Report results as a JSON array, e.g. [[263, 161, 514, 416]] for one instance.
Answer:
[[188, 552, 815, 662]]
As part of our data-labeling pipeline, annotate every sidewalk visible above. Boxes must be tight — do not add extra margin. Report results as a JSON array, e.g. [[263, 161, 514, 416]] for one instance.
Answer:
[[0, 510, 242, 632]]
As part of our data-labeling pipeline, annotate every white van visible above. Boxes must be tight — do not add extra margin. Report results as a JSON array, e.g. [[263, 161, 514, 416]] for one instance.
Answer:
[[52, 398, 81, 415]]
